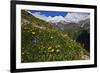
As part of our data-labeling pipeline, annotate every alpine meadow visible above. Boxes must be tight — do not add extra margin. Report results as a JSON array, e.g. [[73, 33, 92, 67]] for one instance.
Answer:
[[21, 10, 90, 63]]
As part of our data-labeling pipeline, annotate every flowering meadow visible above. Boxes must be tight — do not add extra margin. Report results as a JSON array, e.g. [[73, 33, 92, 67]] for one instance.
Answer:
[[21, 10, 89, 63]]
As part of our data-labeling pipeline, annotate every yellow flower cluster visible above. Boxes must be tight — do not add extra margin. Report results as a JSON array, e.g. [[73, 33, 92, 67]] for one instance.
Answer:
[[48, 47, 54, 53], [55, 45, 60, 48], [47, 46, 60, 53]]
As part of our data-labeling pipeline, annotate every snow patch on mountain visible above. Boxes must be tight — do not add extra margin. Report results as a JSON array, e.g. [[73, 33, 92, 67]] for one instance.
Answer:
[[65, 12, 90, 23]]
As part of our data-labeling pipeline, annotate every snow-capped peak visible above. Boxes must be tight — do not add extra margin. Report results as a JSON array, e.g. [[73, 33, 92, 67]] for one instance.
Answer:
[[65, 12, 90, 23]]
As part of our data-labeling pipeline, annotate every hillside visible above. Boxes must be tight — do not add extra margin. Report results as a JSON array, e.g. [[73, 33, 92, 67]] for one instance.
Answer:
[[21, 10, 89, 63], [51, 19, 90, 52]]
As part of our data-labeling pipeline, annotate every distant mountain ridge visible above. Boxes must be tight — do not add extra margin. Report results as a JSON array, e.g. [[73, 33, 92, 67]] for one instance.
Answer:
[[27, 10, 90, 24]]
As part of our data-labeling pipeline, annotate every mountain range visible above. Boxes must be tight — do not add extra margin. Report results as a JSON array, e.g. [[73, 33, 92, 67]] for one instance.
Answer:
[[27, 10, 90, 24], [27, 10, 90, 33]]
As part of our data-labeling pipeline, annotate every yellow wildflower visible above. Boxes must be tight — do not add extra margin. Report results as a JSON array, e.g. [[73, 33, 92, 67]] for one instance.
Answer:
[[32, 32, 35, 34], [48, 49, 54, 53], [48, 47, 52, 50], [56, 45, 60, 48], [56, 49, 60, 52], [50, 36, 53, 39], [51, 49, 54, 52]]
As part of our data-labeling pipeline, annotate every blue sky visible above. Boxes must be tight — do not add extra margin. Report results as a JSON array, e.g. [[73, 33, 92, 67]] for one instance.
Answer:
[[28, 10, 68, 17]]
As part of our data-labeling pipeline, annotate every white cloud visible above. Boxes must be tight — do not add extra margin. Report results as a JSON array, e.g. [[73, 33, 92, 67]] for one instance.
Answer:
[[31, 12, 48, 21]]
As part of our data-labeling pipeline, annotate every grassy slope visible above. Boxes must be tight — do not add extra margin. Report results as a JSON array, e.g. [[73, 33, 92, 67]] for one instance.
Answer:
[[21, 10, 89, 62]]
